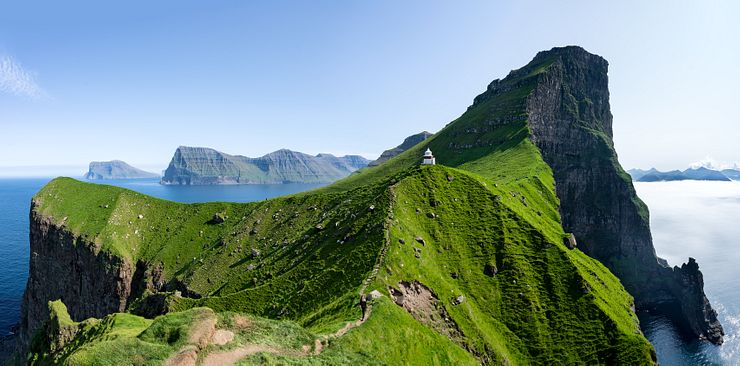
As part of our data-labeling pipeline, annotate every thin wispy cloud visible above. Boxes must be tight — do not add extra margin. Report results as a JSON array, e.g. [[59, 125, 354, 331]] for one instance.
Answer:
[[0, 54, 46, 99]]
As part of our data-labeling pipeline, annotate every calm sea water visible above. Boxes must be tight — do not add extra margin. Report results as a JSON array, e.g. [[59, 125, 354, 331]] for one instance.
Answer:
[[635, 181, 740, 365], [1, 179, 738, 363], [0, 179, 46, 338], [0, 177, 324, 337]]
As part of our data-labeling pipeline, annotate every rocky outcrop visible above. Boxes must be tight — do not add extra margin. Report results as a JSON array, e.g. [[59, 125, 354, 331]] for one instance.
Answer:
[[40, 301, 81, 355], [84, 160, 159, 180], [161, 146, 370, 185], [521, 46, 723, 344], [389, 281, 464, 344], [17, 204, 135, 353], [669, 258, 723, 343], [369, 131, 432, 166]]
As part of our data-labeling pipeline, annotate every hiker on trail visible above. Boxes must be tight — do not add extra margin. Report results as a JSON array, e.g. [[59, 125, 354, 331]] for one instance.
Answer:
[[359, 294, 368, 320]]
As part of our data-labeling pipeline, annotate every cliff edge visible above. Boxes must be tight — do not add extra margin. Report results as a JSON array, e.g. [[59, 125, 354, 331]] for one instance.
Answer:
[[17, 203, 136, 354], [522, 46, 723, 343]]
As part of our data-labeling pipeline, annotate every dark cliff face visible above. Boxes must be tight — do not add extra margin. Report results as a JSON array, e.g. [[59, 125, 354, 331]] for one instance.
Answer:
[[161, 146, 239, 185], [18, 203, 135, 353], [524, 46, 723, 344], [17, 201, 170, 356]]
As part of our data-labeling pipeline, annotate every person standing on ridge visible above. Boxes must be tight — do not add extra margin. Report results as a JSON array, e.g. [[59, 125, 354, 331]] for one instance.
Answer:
[[359, 294, 368, 320]]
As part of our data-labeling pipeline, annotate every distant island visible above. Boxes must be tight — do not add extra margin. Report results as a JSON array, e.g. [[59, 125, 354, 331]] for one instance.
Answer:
[[161, 146, 370, 185], [628, 167, 738, 182], [84, 160, 159, 180]]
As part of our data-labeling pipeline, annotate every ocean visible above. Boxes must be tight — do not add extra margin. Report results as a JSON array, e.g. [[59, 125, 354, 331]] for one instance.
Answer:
[[0, 178, 738, 364]]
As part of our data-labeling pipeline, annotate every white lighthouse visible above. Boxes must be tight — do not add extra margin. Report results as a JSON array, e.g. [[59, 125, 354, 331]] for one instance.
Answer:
[[422, 148, 436, 165]]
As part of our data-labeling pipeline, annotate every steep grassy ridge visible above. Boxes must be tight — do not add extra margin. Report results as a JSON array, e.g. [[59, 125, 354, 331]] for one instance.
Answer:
[[376, 165, 652, 364]]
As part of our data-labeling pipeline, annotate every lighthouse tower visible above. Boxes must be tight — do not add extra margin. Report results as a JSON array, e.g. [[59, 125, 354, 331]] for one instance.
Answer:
[[422, 148, 436, 165]]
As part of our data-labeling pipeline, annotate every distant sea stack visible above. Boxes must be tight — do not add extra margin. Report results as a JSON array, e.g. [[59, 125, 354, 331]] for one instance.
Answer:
[[368, 131, 432, 166], [161, 146, 370, 185], [84, 160, 159, 180]]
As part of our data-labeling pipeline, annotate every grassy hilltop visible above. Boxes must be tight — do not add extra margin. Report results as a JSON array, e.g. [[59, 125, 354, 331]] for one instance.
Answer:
[[25, 48, 656, 365]]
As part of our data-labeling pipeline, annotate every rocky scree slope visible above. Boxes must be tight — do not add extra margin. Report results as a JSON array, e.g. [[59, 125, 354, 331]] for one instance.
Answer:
[[84, 160, 159, 180], [161, 146, 369, 185], [17, 46, 672, 365]]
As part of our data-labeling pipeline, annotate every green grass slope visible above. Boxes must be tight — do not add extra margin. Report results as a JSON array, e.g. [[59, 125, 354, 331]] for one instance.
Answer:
[[30, 300, 168, 365], [373, 165, 652, 364]]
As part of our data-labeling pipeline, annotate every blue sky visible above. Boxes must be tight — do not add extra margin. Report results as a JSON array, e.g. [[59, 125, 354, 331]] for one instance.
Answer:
[[1, 1, 738, 176]]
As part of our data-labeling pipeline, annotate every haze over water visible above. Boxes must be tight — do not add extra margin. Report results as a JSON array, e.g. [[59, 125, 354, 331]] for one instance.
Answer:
[[635, 181, 740, 365]]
